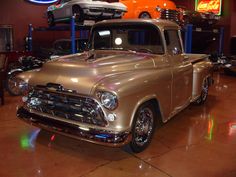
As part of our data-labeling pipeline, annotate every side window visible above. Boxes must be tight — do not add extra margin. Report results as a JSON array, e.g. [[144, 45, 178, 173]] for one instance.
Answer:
[[164, 30, 182, 55]]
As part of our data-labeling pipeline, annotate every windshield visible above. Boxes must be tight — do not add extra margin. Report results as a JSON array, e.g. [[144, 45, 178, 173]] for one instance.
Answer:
[[53, 39, 88, 55], [89, 24, 164, 54]]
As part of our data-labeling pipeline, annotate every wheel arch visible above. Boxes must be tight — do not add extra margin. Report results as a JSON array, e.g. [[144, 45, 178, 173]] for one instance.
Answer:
[[138, 11, 152, 18], [72, 4, 81, 13], [72, 4, 84, 20], [130, 95, 164, 128]]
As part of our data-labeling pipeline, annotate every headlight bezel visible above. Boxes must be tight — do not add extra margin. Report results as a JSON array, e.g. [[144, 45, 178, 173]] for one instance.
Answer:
[[17, 78, 30, 96], [96, 91, 118, 111]]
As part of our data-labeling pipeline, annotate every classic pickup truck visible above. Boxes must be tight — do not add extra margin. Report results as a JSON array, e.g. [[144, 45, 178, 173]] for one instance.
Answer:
[[16, 19, 213, 152]]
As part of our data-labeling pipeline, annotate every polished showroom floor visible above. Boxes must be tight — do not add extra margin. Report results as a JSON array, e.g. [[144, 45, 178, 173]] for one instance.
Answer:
[[0, 72, 236, 177]]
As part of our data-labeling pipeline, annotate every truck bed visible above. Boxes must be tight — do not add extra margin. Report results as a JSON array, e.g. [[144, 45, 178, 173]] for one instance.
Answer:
[[186, 53, 209, 64]]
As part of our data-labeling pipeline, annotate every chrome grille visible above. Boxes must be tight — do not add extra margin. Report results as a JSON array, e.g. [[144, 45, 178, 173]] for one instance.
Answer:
[[89, 8, 103, 13], [89, 8, 121, 14], [26, 88, 106, 127], [161, 9, 181, 24]]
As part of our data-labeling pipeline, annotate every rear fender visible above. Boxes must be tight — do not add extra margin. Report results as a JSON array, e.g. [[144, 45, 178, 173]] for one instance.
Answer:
[[192, 61, 212, 98]]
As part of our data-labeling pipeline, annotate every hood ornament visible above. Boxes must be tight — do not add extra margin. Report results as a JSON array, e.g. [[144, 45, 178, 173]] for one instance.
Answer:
[[46, 83, 63, 92]]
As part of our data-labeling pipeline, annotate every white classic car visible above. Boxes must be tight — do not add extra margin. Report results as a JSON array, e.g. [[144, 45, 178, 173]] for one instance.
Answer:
[[47, 0, 127, 26]]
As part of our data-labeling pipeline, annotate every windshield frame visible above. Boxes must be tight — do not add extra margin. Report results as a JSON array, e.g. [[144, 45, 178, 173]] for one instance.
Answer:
[[88, 22, 165, 55]]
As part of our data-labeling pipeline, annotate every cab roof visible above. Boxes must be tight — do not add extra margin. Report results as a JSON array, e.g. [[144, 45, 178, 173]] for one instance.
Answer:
[[94, 19, 180, 30]]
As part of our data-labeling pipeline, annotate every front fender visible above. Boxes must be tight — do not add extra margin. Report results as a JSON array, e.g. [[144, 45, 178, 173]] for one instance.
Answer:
[[92, 69, 172, 131], [16, 69, 41, 84], [8, 68, 23, 75]]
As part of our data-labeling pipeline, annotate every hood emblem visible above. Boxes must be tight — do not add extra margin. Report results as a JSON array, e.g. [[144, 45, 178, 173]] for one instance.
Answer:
[[46, 83, 63, 92]]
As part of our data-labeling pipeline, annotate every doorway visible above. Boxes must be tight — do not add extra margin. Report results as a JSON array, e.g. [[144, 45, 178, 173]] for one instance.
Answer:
[[0, 25, 13, 52]]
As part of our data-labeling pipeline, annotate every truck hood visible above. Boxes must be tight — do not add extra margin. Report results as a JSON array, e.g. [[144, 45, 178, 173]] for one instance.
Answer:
[[28, 50, 156, 95]]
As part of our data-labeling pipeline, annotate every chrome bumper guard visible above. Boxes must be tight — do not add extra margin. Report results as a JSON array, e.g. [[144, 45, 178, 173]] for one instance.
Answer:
[[84, 8, 124, 19], [160, 9, 181, 24], [17, 107, 131, 147]]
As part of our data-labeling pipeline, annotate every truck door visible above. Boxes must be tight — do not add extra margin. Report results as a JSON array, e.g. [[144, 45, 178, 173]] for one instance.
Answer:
[[164, 29, 193, 112]]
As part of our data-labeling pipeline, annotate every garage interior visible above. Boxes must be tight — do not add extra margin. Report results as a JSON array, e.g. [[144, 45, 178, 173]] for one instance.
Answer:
[[1, 0, 236, 177]]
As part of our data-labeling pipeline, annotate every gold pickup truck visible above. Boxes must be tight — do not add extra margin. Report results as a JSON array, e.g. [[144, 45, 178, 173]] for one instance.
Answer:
[[17, 19, 213, 152]]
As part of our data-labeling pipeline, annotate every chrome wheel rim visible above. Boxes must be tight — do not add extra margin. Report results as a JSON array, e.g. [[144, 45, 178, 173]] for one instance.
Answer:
[[140, 13, 151, 19], [134, 107, 154, 146], [202, 79, 209, 101]]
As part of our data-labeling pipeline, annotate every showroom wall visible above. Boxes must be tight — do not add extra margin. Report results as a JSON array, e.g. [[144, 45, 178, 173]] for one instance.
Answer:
[[0, 0, 236, 54], [0, 0, 48, 51]]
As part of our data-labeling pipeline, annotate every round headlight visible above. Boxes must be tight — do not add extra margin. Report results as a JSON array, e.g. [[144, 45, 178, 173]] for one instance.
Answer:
[[17, 78, 29, 95], [99, 91, 118, 110]]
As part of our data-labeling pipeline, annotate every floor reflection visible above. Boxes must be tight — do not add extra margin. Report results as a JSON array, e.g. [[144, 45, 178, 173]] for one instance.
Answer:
[[20, 129, 41, 150]]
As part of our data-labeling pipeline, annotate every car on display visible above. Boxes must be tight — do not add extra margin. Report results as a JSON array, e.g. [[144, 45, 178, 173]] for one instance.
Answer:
[[6, 38, 88, 96], [224, 37, 236, 76], [120, 0, 180, 22], [224, 60, 236, 76], [208, 37, 236, 75], [6, 56, 47, 96], [182, 10, 220, 27], [16, 19, 213, 152], [47, 0, 127, 26], [35, 38, 88, 59]]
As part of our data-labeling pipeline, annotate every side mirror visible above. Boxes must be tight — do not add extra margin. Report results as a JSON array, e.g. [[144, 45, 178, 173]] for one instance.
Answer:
[[172, 47, 181, 55]]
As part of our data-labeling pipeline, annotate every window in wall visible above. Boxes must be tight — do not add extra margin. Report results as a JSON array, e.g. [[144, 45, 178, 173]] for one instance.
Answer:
[[0, 25, 13, 52]]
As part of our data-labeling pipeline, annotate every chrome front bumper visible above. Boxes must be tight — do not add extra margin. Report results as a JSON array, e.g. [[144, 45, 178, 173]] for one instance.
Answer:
[[17, 107, 131, 147], [83, 8, 124, 18]]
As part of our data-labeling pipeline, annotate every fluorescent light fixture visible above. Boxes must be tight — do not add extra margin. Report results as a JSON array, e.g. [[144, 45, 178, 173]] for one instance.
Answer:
[[79, 127, 90, 131], [98, 30, 111, 36]]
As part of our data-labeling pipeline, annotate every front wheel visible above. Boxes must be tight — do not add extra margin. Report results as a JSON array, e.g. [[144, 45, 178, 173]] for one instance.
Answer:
[[6, 71, 23, 96], [130, 103, 156, 153], [72, 6, 84, 23], [139, 12, 151, 19], [48, 12, 55, 27]]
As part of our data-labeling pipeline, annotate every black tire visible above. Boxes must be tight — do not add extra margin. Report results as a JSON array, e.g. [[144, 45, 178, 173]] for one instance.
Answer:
[[195, 78, 209, 105], [130, 102, 156, 153], [48, 12, 55, 27], [72, 6, 84, 23], [6, 71, 23, 96], [139, 12, 151, 19]]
